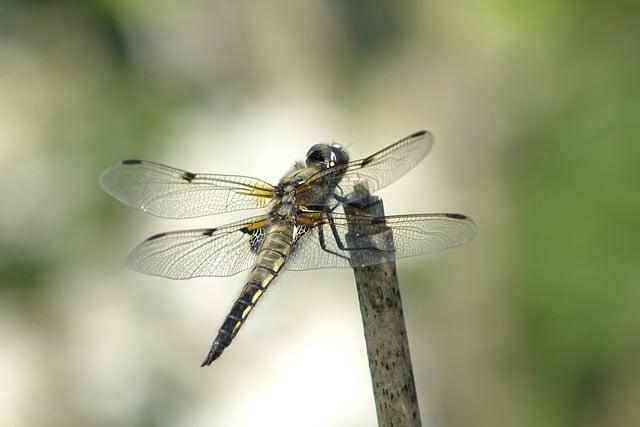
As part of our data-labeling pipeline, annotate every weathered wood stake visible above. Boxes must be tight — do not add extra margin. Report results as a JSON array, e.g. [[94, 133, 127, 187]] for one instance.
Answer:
[[344, 191, 422, 427]]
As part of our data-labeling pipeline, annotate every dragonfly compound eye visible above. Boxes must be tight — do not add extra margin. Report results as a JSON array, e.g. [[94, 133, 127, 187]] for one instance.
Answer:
[[306, 144, 349, 169], [329, 144, 349, 167], [305, 144, 329, 165]]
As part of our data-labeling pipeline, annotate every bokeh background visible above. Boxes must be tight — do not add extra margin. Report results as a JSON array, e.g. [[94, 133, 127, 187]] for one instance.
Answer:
[[1, 1, 639, 426]]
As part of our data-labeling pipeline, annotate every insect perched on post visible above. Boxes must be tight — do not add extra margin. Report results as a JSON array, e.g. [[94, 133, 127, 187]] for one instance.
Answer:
[[100, 130, 476, 366]]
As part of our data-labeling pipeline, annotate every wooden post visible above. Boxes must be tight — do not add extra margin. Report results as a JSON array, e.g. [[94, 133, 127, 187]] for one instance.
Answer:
[[343, 190, 422, 427]]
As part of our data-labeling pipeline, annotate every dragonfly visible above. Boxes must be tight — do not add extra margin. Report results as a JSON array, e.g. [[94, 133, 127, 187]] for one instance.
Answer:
[[100, 130, 476, 366]]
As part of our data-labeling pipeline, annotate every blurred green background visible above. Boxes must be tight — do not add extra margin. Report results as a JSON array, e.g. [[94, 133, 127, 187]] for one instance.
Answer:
[[1, 1, 639, 426]]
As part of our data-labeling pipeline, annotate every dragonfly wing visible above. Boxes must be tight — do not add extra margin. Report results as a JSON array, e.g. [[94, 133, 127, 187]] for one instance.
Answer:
[[127, 215, 270, 279], [286, 212, 475, 270], [100, 160, 275, 218], [298, 130, 433, 203]]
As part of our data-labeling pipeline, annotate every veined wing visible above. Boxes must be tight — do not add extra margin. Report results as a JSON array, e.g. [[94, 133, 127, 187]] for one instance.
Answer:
[[100, 160, 275, 218], [127, 215, 270, 279], [298, 130, 433, 203], [286, 212, 475, 270]]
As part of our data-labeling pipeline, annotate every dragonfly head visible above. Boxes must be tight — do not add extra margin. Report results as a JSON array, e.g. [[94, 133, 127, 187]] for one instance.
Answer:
[[305, 143, 349, 170]]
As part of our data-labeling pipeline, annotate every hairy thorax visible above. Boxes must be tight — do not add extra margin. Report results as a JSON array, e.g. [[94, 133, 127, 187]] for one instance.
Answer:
[[271, 163, 321, 222]]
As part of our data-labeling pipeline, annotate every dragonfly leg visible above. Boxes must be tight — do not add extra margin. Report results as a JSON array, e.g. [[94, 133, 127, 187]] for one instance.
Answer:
[[318, 225, 350, 260], [327, 211, 390, 253], [332, 188, 373, 209], [315, 202, 391, 257]]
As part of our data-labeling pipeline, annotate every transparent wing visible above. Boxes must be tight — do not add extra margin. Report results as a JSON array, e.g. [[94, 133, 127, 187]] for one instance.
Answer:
[[100, 160, 275, 218], [126, 215, 270, 279], [298, 130, 433, 203], [286, 212, 475, 270]]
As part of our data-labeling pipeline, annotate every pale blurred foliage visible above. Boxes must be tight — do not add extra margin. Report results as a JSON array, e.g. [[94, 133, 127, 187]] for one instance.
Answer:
[[1, 1, 639, 427]]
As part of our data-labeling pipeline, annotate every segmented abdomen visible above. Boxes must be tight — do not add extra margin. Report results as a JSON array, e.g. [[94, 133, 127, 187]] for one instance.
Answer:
[[201, 222, 294, 366]]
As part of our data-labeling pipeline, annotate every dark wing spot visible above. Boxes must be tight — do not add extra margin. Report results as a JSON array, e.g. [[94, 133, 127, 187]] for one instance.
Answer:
[[202, 228, 216, 236], [238, 226, 250, 234], [122, 159, 142, 165], [146, 232, 167, 241], [444, 213, 468, 220], [371, 217, 386, 225], [360, 156, 374, 167], [181, 171, 196, 182], [409, 130, 427, 138]]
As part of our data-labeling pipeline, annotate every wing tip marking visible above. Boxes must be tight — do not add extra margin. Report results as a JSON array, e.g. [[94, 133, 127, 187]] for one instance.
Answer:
[[122, 159, 142, 165], [444, 213, 468, 220], [443, 213, 477, 232], [202, 228, 216, 236], [146, 232, 167, 241]]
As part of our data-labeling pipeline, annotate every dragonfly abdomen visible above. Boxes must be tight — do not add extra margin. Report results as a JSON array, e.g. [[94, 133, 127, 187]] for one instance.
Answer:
[[201, 223, 294, 366]]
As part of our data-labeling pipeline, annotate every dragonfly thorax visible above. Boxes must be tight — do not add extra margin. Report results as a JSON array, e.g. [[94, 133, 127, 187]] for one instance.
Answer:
[[272, 198, 297, 221], [271, 180, 299, 220], [281, 193, 295, 203]]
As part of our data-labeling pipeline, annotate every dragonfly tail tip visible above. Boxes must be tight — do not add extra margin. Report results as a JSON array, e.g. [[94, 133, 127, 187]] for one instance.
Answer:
[[200, 342, 225, 367]]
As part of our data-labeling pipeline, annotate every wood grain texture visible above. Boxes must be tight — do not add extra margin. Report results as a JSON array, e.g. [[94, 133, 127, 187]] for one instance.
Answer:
[[344, 194, 422, 427]]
